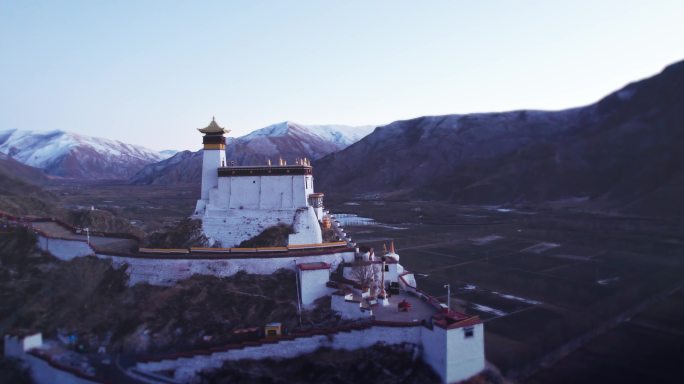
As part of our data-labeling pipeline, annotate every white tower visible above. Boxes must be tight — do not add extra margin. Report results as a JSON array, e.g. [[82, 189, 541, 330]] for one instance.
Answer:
[[308, 193, 324, 221], [194, 117, 229, 216]]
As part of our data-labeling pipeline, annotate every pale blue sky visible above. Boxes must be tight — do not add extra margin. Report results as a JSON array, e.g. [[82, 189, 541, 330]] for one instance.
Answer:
[[1, 1, 683, 150]]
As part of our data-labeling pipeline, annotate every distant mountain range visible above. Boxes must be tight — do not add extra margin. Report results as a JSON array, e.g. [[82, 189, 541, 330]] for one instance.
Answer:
[[314, 60, 684, 216], [2, 60, 682, 217], [0, 123, 374, 183], [0, 129, 170, 180], [129, 122, 375, 185]]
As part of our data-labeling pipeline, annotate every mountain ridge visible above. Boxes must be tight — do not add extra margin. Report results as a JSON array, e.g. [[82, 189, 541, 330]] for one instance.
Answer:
[[0, 129, 166, 180], [130, 122, 376, 185], [314, 60, 684, 217]]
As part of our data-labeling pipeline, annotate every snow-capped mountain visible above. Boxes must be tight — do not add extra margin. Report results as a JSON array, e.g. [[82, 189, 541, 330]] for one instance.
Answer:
[[0, 129, 165, 179], [130, 122, 375, 185], [159, 149, 179, 159], [231, 122, 375, 164], [242, 122, 374, 147]]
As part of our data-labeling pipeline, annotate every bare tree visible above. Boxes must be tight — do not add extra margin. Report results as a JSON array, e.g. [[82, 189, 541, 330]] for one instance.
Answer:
[[350, 261, 378, 292]]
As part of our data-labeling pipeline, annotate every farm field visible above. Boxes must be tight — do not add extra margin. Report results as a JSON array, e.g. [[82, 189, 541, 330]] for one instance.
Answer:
[[46, 180, 199, 232], [330, 199, 684, 380], [525, 288, 684, 384]]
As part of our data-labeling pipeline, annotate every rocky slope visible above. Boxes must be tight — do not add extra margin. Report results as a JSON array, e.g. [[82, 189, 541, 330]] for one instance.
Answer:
[[0, 154, 58, 216], [0, 153, 50, 186], [130, 122, 375, 185], [202, 344, 444, 384], [315, 60, 684, 217], [0, 129, 167, 179], [0, 236, 341, 354]]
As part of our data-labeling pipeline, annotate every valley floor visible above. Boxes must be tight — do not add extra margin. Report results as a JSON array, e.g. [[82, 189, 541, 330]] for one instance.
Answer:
[[328, 198, 684, 383]]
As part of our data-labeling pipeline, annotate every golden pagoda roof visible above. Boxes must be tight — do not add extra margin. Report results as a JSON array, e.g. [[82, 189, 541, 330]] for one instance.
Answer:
[[197, 116, 230, 134]]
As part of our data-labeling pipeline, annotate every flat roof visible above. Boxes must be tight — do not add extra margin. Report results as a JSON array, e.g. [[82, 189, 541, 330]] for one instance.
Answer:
[[297, 262, 331, 271], [432, 312, 481, 330], [372, 292, 438, 323]]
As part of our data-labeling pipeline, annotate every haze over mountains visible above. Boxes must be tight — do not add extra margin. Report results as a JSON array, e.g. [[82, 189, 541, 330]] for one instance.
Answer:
[[129, 122, 375, 185], [315, 60, 684, 216]]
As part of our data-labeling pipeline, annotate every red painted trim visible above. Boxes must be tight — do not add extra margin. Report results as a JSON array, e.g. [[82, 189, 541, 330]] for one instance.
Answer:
[[297, 262, 330, 271]]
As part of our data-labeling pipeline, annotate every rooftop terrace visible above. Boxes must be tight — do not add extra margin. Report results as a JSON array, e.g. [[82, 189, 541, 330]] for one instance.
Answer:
[[372, 292, 438, 323]]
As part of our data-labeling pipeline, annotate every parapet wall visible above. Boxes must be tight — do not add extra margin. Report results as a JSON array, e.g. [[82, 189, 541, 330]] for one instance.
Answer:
[[23, 216, 353, 287], [36, 236, 94, 260], [4, 333, 101, 384], [25, 352, 102, 384], [98, 250, 353, 286], [138, 323, 423, 383], [137, 319, 484, 384]]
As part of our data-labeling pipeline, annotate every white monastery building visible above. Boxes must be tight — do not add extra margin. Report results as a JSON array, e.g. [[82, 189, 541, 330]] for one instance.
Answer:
[[193, 117, 323, 247]]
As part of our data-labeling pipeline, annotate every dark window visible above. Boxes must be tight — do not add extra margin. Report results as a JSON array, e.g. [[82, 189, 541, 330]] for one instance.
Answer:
[[464, 326, 474, 338], [384, 265, 389, 272]]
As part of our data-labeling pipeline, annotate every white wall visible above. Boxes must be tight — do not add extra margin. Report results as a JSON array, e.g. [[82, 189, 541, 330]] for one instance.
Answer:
[[200, 149, 225, 201], [444, 323, 485, 383], [25, 354, 100, 384], [5, 334, 98, 384], [420, 323, 485, 383], [96, 250, 353, 286], [399, 273, 417, 289], [421, 324, 447, 382], [198, 170, 319, 246], [136, 321, 484, 384], [34, 229, 353, 287], [299, 268, 330, 308], [288, 207, 323, 245], [201, 208, 297, 247], [4, 334, 43, 358], [137, 325, 423, 383], [36, 236, 94, 260], [211, 175, 309, 211]]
